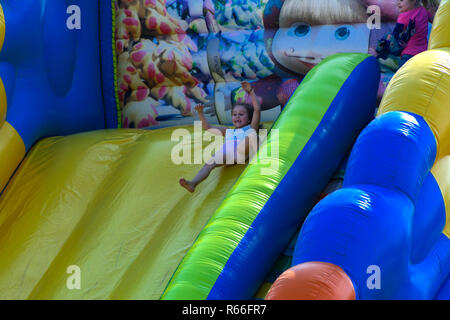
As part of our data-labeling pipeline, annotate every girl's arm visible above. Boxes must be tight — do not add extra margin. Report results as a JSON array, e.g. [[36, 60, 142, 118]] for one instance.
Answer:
[[242, 82, 261, 131], [195, 104, 227, 136], [249, 90, 261, 131]]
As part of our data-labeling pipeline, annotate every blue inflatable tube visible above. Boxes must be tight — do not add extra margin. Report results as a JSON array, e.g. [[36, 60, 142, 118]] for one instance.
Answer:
[[292, 112, 450, 299], [0, 0, 118, 151]]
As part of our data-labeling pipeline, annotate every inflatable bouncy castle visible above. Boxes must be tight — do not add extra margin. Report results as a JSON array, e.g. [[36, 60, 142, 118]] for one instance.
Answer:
[[0, 0, 448, 300]]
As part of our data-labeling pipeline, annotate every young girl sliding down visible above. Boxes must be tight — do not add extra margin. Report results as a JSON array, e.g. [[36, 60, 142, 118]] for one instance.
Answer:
[[179, 81, 261, 193]]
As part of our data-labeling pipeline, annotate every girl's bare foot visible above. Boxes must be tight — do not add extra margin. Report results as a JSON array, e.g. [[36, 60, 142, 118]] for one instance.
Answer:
[[179, 178, 195, 193]]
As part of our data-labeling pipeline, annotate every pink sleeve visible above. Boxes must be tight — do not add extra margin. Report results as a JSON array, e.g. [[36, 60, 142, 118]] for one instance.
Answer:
[[416, 8, 430, 29]]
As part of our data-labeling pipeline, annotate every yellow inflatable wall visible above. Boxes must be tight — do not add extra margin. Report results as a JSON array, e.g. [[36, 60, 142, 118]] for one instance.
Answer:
[[0, 127, 243, 299]]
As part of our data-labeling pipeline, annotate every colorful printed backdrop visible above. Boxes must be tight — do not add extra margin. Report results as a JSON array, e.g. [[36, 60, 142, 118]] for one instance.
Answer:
[[115, 0, 424, 129]]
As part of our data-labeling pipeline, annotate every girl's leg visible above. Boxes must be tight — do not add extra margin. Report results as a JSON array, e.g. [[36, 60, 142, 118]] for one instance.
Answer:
[[236, 134, 259, 164], [180, 158, 223, 193], [180, 139, 252, 193]]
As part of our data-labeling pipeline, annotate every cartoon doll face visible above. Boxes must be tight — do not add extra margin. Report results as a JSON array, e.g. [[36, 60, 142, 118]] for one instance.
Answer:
[[272, 22, 370, 74]]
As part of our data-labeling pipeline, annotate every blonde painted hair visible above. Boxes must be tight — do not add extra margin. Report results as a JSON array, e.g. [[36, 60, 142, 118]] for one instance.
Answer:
[[279, 0, 368, 28]]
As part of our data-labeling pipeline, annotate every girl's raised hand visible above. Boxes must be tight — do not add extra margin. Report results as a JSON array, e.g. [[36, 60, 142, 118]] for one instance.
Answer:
[[195, 104, 205, 114], [241, 81, 253, 94]]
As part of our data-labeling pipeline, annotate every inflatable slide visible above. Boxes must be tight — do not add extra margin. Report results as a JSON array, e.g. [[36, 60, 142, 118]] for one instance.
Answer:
[[0, 0, 448, 300], [0, 126, 245, 299]]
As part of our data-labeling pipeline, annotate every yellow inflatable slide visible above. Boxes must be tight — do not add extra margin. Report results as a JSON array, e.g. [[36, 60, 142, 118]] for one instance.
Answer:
[[0, 128, 244, 299]]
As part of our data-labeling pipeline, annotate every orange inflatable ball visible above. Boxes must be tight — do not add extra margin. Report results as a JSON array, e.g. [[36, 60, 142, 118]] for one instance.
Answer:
[[266, 261, 356, 300]]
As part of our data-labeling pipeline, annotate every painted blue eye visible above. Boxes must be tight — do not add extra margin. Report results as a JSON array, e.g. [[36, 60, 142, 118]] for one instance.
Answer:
[[294, 24, 311, 37], [335, 26, 350, 40]]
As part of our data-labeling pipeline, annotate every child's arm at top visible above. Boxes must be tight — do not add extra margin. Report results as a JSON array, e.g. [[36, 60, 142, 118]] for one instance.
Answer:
[[242, 81, 261, 131], [195, 104, 227, 136]]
